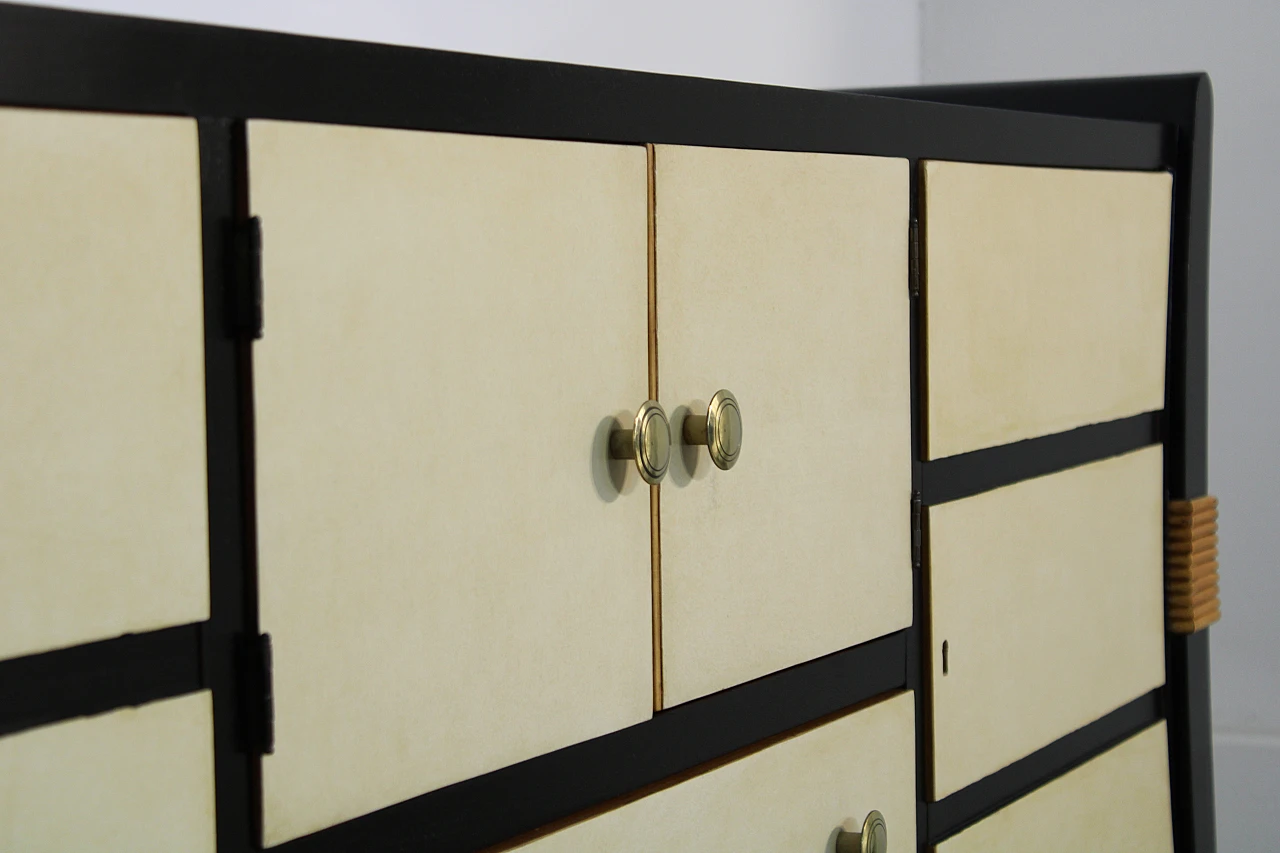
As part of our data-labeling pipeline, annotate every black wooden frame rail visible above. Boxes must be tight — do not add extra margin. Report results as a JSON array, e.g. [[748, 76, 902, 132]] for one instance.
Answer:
[[0, 623, 202, 738], [927, 690, 1165, 844], [0, 3, 1210, 852], [276, 633, 906, 853], [920, 411, 1163, 506], [0, 2, 1166, 170]]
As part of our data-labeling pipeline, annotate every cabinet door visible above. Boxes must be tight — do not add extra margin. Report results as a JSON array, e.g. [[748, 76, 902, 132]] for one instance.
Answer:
[[655, 145, 912, 708], [921, 161, 1172, 459], [249, 121, 653, 845], [936, 722, 1174, 853], [0, 107, 208, 661], [927, 446, 1166, 799], [0, 692, 215, 852], [514, 691, 916, 852]]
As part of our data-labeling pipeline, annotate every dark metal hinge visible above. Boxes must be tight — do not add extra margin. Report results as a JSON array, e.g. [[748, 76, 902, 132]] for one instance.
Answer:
[[911, 491, 922, 569], [238, 632, 274, 755], [226, 217, 263, 339], [908, 216, 921, 298]]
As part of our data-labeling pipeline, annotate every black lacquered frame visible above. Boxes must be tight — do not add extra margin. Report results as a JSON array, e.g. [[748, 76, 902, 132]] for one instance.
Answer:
[[0, 3, 1212, 851]]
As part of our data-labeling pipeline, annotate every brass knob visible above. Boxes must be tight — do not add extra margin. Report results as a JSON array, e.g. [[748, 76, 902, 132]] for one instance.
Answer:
[[836, 811, 887, 853], [609, 400, 671, 485], [682, 389, 742, 470]]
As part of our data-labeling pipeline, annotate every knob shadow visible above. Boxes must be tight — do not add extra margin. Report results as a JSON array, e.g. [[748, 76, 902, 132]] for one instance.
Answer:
[[591, 414, 634, 502], [667, 403, 711, 487]]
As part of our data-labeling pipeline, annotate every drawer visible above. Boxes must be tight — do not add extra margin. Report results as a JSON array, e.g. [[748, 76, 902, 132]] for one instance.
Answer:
[[249, 122, 654, 844], [935, 722, 1174, 853], [0, 107, 209, 661], [927, 446, 1166, 799], [512, 691, 916, 852], [0, 692, 215, 852], [655, 145, 913, 707], [921, 160, 1172, 459]]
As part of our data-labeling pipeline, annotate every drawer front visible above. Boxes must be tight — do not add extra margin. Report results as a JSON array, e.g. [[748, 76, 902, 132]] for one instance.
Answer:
[[249, 122, 654, 844], [0, 107, 209, 661], [927, 446, 1166, 799], [936, 722, 1174, 853], [655, 145, 912, 707], [922, 160, 1171, 460], [515, 691, 916, 852], [0, 692, 215, 852]]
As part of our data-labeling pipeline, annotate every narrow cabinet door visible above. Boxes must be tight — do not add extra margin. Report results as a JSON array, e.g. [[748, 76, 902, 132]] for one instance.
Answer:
[[0, 107, 208, 661], [927, 446, 1166, 799], [248, 122, 653, 845], [654, 146, 912, 708], [513, 691, 916, 852]]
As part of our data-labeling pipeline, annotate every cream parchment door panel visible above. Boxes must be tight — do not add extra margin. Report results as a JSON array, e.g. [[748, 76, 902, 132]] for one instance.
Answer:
[[922, 160, 1172, 460], [936, 722, 1174, 853], [0, 692, 216, 853], [0, 107, 208, 662], [514, 691, 916, 853], [655, 145, 912, 708], [927, 446, 1166, 799], [249, 121, 653, 845]]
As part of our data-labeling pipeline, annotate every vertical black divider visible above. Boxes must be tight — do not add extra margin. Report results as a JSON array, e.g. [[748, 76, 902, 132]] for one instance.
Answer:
[[199, 116, 261, 853], [907, 157, 930, 853]]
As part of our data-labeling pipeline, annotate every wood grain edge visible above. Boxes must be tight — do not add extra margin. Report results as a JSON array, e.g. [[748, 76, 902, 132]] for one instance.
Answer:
[[647, 143, 663, 712]]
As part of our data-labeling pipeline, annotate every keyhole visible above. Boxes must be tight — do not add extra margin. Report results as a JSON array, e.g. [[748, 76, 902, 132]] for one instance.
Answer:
[[942, 640, 949, 675]]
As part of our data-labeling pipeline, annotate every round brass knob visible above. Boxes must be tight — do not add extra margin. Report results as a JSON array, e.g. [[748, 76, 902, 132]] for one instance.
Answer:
[[609, 400, 671, 485], [836, 811, 887, 853], [682, 389, 742, 470]]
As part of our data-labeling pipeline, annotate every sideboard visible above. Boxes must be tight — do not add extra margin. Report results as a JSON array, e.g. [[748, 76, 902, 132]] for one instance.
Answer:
[[0, 3, 1216, 851]]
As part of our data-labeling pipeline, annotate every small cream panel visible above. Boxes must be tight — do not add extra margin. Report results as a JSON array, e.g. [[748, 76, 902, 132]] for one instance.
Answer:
[[0, 107, 209, 662], [0, 692, 216, 853], [923, 160, 1172, 459]]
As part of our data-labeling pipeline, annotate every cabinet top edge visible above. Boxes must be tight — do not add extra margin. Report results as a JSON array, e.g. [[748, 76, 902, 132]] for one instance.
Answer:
[[0, 1, 1166, 171]]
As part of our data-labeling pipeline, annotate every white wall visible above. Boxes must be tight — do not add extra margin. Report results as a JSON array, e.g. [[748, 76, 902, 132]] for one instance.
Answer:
[[36, 0, 920, 89], [923, 2, 1280, 849]]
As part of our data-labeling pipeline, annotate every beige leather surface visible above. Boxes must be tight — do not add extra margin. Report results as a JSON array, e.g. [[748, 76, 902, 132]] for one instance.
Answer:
[[0, 107, 209, 661], [927, 446, 1166, 799], [513, 691, 916, 852], [922, 160, 1172, 459], [935, 722, 1174, 853], [0, 692, 215, 852], [655, 144, 912, 708], [249, 121, 653, 845]]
